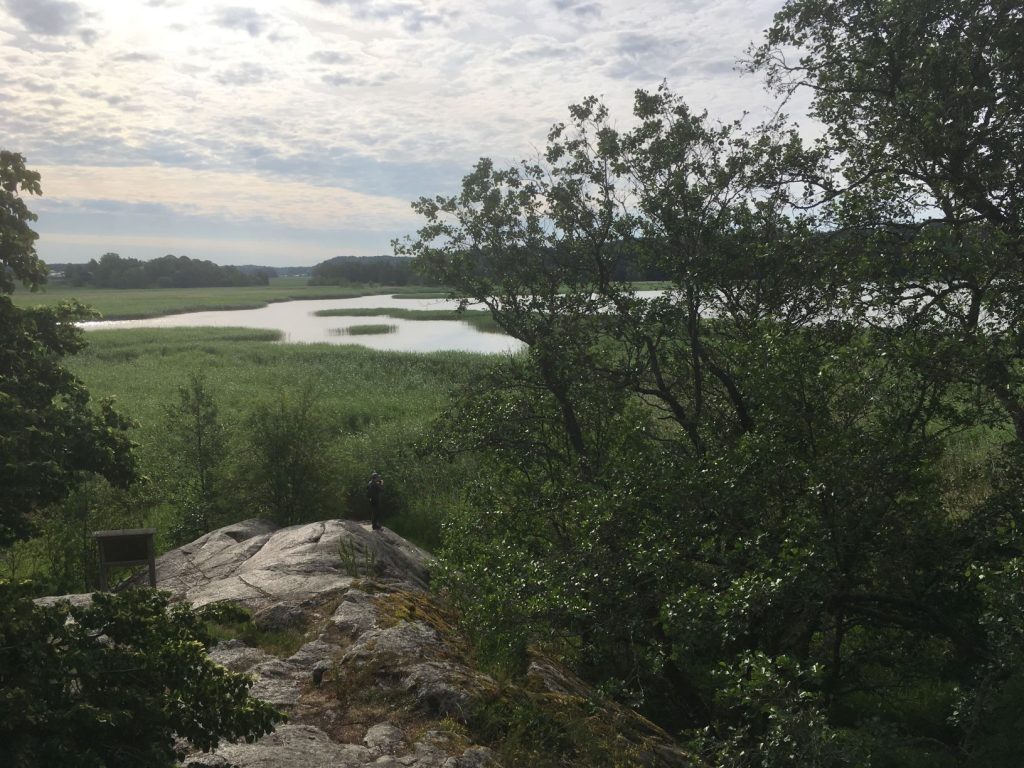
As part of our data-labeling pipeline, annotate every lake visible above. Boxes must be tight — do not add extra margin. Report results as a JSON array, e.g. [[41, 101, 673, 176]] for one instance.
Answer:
[[81, 294, 526, 354]]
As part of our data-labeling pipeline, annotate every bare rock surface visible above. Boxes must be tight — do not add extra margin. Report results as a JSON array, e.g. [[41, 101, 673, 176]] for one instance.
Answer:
[[160, 519, 499, 768], [110, 518, 694, 767], [144, 519, 430, 608]]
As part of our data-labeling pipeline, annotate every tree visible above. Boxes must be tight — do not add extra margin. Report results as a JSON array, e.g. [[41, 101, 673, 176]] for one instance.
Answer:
[[241, 384, 337, 525], [63, 252, 268, 289], [309, 254, 442, 286], [162, 373, 228, 543], [0, 151, 136, 546], [0, 583, 283, 767], [402, 85, 1024, 764], [1, 154, 287, 767], [751, 0, 1024, 439]]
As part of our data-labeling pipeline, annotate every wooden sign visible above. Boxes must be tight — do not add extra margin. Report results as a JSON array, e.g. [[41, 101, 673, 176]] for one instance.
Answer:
[[93, 528, 157, 590]]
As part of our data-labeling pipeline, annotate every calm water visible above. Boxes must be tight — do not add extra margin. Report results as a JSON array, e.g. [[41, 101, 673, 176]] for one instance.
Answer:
[[81, 295, 525, 354]]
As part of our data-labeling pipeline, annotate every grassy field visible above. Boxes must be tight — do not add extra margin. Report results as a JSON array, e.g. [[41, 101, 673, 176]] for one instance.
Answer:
[[315, 307, 503, 334], [10, 278, 444, 320], [388, 290, 453, 299], [11, 278, 663, 321], [336, 324, 398, 335], [67, 327, 491, 552], [624, 280, 672, 291]]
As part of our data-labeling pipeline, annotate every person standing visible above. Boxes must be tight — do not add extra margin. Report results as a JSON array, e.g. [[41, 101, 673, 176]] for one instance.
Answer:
[[367, 471, 384, 530]]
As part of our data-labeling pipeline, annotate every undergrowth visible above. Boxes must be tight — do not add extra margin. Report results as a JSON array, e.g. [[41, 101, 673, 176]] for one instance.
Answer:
[[199, 602, 308, 658]]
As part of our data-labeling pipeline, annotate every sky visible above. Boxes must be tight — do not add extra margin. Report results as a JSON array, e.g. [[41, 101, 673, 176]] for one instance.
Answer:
[[0, 0, 803, 267]]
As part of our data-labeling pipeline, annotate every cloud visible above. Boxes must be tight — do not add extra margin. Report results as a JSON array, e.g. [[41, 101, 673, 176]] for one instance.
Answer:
[[551, 0, 601, 18], [321, 70, 396, 88], [114, 51, 161, 62], [215, 63, 275, 87], [38, 230, 352, 264], [34, 164, 419, 231], [700, 60, 737, 76], [607, 32, 686, 81], [15, 77, 58, 93], [310, 50, 351, 65], [312, 0, 450, 33], [499, 37, 580, 65], [3, 0, 810, 267], [40, 197, 178, 216], [322, 72, 357, 87], [214, 6, 273, 37], [101, 95, 147, 112], [4, 0, 84, 36]]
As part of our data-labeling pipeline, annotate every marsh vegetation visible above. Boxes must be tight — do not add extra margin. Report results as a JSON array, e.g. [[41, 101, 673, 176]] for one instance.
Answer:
[[9, 277, 446, 319], [1, 326, 489, 590]]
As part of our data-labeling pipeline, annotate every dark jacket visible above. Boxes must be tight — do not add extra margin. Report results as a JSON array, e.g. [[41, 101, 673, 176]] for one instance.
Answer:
[[367, 478, 383, 502]]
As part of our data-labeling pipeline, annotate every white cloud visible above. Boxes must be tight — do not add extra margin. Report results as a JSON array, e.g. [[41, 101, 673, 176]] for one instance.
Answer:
[[213, 7, 275, 37], [4, 0, 85, 36], [35, 165, 418, 230], [38, 232, 346, 261], [0, 0, 807, 264]]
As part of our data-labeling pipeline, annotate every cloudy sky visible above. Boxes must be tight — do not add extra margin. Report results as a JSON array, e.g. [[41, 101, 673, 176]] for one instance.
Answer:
[[1, 0, 801, 267]]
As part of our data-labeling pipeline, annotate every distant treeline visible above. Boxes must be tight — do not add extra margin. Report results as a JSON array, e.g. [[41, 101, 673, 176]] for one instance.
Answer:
[[54, 253, 273, 288], [311, 251, 669, 287], [310, 255, 442, 286], [233, 265, 311, 278]]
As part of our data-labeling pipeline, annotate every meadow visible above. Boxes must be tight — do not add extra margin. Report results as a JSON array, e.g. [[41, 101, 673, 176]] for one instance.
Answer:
[[11, 277, 450, 319], [67, 326, 491, 553], [335, 323, 398, 335], [315, 306, 503, 333]]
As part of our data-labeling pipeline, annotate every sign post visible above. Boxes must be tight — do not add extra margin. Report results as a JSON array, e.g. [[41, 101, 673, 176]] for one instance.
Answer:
[[93, 528, 157, 590]]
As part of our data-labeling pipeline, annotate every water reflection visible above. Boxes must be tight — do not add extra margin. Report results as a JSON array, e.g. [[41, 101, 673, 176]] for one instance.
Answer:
[[81, 295, 525, 355]]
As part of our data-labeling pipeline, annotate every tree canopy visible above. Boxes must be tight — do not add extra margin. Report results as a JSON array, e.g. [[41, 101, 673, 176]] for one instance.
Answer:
[[0, 585, 283, 767], [753, 0, 1024, 441], [399, 8, 1024, 760], [1, 152, 286, 766], [59, 252, 271, 289], [310, 254, 443, 286], [0, 152, 137, 547]]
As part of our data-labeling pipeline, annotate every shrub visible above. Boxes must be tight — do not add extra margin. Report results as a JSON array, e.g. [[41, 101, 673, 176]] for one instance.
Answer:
[[0, 583, 283, 767]]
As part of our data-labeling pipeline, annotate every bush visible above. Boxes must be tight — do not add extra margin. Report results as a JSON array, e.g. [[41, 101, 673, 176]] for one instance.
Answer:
[[240, 384, 338, 525], [0, 583, 283, 767]]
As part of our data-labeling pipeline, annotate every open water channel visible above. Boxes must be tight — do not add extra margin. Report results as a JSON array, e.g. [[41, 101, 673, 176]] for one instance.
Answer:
[[81, 294, 526, 354]]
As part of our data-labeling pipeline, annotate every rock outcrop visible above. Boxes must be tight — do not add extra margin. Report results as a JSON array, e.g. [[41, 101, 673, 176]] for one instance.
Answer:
[[121, 518, 693, 767]]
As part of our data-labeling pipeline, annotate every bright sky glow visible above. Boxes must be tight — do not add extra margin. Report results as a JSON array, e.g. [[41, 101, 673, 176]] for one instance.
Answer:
[[0, 0, 801, 266]]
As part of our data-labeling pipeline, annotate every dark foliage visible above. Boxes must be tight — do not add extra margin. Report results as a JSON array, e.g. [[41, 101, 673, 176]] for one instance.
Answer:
[[401, 71, 1024, 764], [0, 583, 283, 767], [0, 152, 137, 547], [310, 254, 441, 286], [60, 252, 271, 288]]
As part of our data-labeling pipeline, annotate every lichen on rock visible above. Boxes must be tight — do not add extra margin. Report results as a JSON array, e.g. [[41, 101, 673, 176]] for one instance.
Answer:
[[132, 518, 695, 767]]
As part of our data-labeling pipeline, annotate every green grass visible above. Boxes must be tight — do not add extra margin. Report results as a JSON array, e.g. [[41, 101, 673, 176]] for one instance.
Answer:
[[68, 327, 492, 552], [936, 422, 1013, 514], [624, 281, 672, 291], [334, 324, 398, 336], [391, 291, 453, 299], [201, 604, 308, 658], [10, 279, 443, 320], [390, 285, 665, 298], [71, 325, 485, 454], [315, 307, 504, 334]]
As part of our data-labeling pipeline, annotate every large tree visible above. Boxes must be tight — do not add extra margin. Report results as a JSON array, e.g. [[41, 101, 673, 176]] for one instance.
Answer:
[[1, 152, 285, 766], [752, 0, 1024, 440], [401, 80, 1024, 765], [0, 151, 136, 546]]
